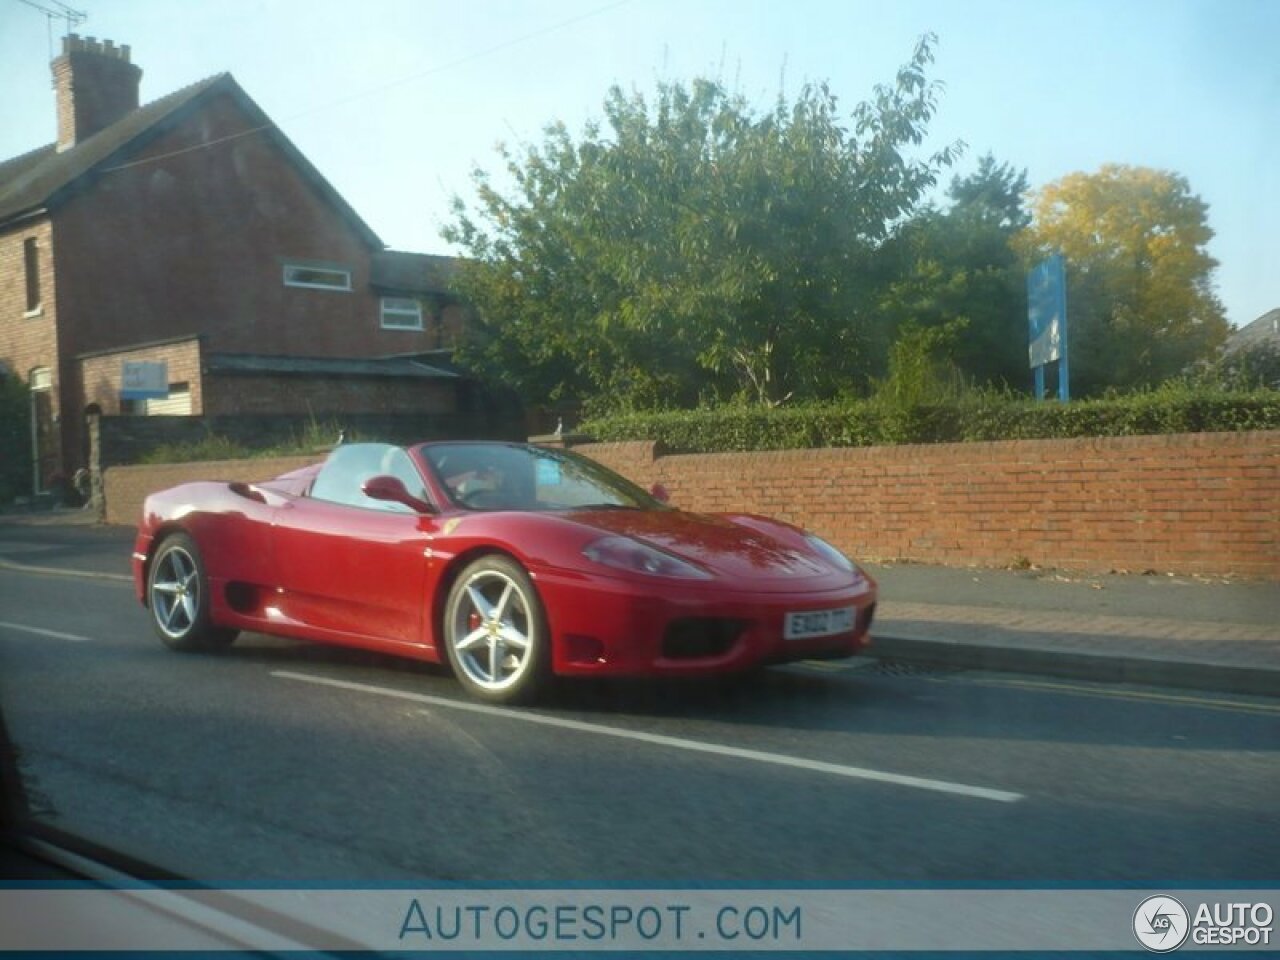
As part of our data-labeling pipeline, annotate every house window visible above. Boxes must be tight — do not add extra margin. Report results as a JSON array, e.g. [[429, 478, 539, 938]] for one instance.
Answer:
[[24, 238, 41, 313], [143, 382, 192, 416], [380, 296, 424, 330], [283, 263, 351, 291], [29, 367, 52, 391]]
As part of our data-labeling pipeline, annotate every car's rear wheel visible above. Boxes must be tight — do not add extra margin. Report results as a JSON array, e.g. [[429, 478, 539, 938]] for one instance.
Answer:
[[443, 555, 550, 704], [147, 533, 237, 651]]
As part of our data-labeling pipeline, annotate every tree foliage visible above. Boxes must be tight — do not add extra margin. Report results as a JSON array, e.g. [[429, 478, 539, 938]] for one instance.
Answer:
[[1189, 341, 1280, 391], [1016, 164, 1229, 395], [875, 154, 1032, 389], [444, 36, 960, 413], [580, 385, 1280, 453]]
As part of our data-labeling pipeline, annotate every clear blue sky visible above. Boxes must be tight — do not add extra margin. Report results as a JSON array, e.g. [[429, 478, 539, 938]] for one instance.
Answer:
[[2, 0, 1275, 327]]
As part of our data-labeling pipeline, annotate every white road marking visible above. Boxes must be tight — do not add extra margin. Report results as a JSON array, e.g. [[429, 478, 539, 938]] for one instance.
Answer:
[[272, 670, 1025, 804], [0, 620, 91, 643]]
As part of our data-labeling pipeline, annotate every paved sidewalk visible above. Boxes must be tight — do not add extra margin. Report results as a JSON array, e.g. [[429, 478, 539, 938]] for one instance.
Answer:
[[1, 512, 1277, 696], [861, 562, 1279, 696]]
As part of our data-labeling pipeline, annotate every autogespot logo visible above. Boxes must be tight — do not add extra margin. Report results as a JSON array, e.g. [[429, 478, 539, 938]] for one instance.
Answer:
[[1134, 895, 1191, 953]]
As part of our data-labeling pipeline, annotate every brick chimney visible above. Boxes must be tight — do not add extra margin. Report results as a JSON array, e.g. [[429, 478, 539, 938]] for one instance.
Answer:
[[51, 35, 143, 152]]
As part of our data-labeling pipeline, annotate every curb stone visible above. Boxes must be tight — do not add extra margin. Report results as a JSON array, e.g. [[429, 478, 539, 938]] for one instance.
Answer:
[[872, 633, 1280, 699]]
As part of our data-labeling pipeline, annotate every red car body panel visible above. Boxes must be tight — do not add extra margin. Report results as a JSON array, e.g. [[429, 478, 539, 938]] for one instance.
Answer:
[[133, 443, 877, 677]]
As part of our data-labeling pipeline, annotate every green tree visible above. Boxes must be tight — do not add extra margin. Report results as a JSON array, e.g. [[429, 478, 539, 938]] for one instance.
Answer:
[[876, 153, 1032, 389], [1015, 164, 1229, 395], [444, 36, 960, 413]]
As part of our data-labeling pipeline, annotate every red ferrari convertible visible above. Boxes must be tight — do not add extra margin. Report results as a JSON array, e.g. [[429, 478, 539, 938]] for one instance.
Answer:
[[132, 441, 877, 703]]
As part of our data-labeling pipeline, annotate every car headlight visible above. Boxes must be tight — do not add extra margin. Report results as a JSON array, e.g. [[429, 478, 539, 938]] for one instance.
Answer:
[[805, 533, 858, 574], [583, 536, 712, 579]]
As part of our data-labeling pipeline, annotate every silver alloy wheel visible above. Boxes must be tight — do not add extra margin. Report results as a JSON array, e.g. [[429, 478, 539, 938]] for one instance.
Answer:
[[448, 568, 535, 692], [151, 544, 200, 640]]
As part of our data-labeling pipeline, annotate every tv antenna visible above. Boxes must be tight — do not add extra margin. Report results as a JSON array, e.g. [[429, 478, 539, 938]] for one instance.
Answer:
[[14, 0, 88, 59]]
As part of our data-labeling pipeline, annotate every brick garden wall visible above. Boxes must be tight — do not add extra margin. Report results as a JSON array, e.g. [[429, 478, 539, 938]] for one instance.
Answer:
[[97, 407, 529, 523], [101, 430, 1279, 577], [576, 431, 1280, 579], [104, 455, 317, 525]]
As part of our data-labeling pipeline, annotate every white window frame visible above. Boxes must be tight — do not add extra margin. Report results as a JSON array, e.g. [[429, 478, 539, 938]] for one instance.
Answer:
[[380, 296, 424, 331], [283, 263, 352, 291], [143, 382, 192, 416]]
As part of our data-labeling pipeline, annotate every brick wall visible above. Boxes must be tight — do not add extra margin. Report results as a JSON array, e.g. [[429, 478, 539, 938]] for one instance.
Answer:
[[104, 455, 317, 525], [202, 373, 454, 416], [575, 431, 1280, 579], [93, 410, 524, 469], [0, 219, 62, 485], [100, 430, 1278, 577], [49, 87, 444, 472], [0, 220, 59, 382], [79, 336, 204, 415], [437, 303, 468, 349], [51, 90, 434, 363]]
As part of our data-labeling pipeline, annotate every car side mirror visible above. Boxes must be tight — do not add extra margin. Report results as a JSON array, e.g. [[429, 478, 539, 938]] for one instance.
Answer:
[[649, 483, 670, 504], [362, 475, 435, 514]]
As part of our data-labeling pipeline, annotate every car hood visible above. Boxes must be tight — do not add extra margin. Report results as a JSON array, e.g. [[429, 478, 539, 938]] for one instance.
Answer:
[[569, 508, 841, 585]]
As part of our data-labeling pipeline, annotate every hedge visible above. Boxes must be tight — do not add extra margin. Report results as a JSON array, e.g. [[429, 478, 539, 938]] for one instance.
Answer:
[[578, 387, 1280, 454]]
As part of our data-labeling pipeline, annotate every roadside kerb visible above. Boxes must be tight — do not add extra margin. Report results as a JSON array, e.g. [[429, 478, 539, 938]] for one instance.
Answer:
[[871, 632, 1280, 698]]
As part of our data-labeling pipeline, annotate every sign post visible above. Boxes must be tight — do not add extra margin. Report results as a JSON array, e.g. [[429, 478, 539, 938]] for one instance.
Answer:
[[1027, 254, 1069, 401]]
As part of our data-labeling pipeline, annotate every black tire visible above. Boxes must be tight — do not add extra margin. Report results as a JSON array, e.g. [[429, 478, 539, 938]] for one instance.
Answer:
[[146, 532, 237, 651], [443, 555, 550, 704]]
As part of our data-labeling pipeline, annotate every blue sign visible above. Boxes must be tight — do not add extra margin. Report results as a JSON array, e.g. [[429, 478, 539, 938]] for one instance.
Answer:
[[120, 361, 169, 400], [1027, 254, 1069, 401]]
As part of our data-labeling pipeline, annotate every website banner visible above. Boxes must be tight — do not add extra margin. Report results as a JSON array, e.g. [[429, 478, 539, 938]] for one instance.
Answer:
[[0, 887, 1276, 953]]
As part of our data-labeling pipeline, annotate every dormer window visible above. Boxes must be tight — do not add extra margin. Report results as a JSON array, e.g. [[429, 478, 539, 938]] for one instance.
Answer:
[[283, 262, 351, 291]]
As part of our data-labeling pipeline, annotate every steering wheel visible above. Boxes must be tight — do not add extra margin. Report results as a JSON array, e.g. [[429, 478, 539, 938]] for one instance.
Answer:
[[456, 488, 509, 510]]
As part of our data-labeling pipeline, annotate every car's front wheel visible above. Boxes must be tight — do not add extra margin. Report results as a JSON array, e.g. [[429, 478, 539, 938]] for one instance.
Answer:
[[147, 532, 237, 651], [443, 555, 550, 704]]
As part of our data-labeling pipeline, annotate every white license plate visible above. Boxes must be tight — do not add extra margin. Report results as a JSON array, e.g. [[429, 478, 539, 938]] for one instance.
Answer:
[[784, 606, 856, 640]]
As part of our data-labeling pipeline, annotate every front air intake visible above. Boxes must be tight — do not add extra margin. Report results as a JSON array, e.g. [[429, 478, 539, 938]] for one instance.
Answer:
[[661, 618, 746, 660]]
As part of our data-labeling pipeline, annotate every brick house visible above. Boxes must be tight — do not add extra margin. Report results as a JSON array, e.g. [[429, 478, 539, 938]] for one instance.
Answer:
[[0, 35, 472, 491]]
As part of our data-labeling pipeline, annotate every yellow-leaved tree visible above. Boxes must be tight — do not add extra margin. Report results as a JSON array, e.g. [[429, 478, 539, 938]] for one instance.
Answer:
[[1016, 165, 1229, 395]]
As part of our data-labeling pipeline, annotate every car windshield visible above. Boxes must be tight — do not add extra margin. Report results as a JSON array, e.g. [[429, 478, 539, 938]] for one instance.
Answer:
[[420, 442, 660, 512], [309, 442, 428, 513]]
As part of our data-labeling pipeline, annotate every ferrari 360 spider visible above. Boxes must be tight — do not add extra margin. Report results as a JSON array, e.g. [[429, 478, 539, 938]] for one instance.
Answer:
[[133, 441, 877, 702]]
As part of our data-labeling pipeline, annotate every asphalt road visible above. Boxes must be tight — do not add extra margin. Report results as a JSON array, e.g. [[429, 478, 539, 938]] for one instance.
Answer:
[[1, 565, 1277, 884]]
